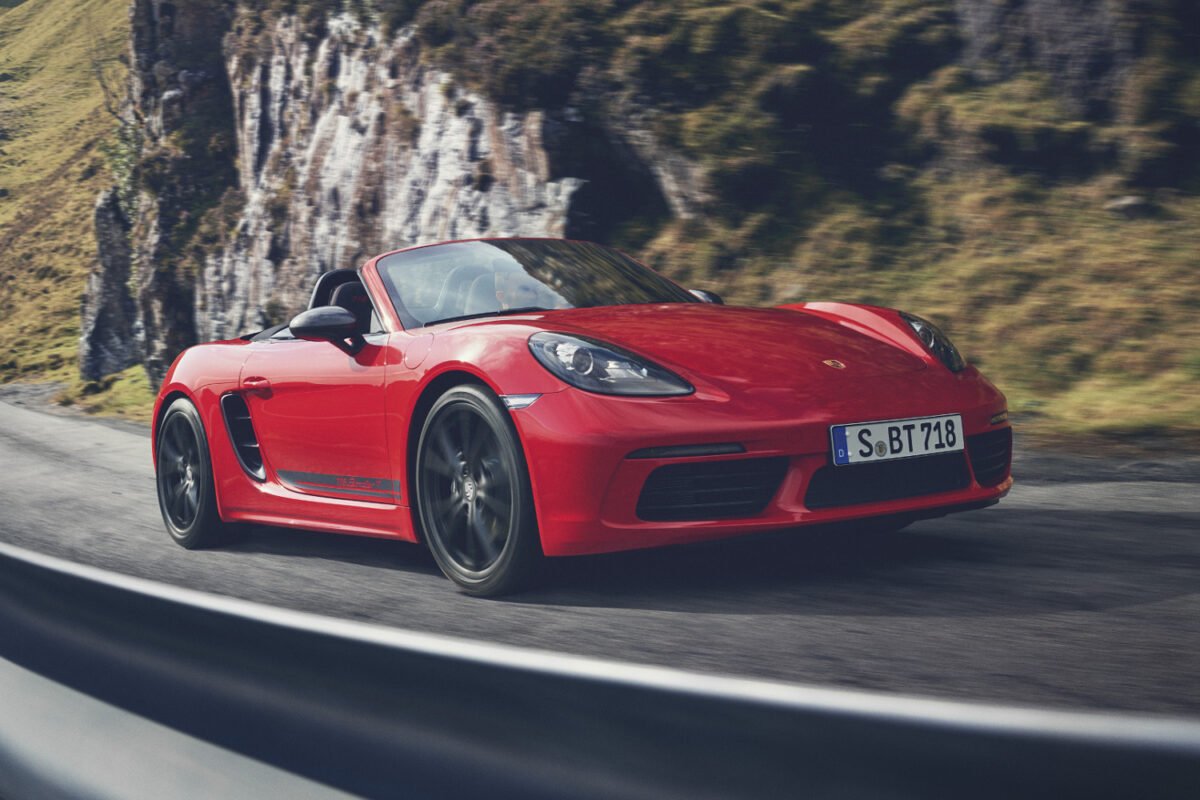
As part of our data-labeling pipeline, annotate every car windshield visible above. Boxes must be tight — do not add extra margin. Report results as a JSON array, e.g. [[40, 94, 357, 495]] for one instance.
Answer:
[[375, 239, 698, 329]]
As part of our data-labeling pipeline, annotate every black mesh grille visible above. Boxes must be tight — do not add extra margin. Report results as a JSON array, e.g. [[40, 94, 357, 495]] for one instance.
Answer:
[[220, 393, 265, 480], [636, 457, 789, 522], [967, 428, 1012, 487], [804, 452, 970, 510]]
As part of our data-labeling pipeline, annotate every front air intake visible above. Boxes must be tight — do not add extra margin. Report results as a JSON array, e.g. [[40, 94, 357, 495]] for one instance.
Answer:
[[804, 452, 971, 510], [220, 393, 265, 481], [636, 457, 789, 522], [967, 428, 1013, 487]]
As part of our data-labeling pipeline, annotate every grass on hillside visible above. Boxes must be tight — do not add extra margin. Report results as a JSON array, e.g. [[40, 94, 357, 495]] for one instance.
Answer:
[[0, 0, 152, 421], [389, 0, 1199, 445], [56, 363, 153, 419], [4, 0, 1198, 444], [781, 174, 1200, 444]]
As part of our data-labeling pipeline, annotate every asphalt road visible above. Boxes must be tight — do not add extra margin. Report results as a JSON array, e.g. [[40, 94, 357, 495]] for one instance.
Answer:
[[1, 390, 1197, 716]]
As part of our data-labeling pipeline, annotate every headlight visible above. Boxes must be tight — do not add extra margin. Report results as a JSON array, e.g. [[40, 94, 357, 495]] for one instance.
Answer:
[[901, 312, 966, 372], [528, 332, 693, 396]]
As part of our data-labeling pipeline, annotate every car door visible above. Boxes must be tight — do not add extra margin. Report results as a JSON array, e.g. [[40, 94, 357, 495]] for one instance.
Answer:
[[240, 330, 398, 504]]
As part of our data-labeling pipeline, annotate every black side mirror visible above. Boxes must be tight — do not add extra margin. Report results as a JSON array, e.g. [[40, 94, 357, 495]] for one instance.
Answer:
[[689, 289, 725, 305], [289, 306, 366, 355]]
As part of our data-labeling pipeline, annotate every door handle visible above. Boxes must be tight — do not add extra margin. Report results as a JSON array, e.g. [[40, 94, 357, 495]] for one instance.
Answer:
[[242, 376, 272, 396]]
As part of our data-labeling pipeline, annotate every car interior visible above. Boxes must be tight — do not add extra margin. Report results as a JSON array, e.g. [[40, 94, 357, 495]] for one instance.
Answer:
[[328, 282, 378, 334], [246, 270, 382, 342]]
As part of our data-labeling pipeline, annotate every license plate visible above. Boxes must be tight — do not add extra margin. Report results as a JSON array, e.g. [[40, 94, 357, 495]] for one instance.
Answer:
[[831, 414, 964, 466]]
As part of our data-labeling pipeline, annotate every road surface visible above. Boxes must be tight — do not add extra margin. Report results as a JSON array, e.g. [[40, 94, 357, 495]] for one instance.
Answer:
[[0, 389, 1197, 715]]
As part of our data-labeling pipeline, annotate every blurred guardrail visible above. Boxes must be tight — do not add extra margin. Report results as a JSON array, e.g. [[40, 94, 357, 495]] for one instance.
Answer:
[[2, 541, 1199, 799]]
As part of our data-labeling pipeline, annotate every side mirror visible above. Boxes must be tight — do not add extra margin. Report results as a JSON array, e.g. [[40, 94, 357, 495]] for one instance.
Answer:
[[289, 306, 366, 355], [689, 289, 725, 305]]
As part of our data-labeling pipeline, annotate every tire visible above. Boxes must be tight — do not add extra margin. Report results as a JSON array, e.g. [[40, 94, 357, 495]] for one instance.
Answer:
[[156, 397, 237, 549], [415, 385, 541, 596]]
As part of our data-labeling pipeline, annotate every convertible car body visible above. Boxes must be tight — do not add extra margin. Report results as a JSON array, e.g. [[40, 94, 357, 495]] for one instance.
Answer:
[[153, 238, 1012, 594]]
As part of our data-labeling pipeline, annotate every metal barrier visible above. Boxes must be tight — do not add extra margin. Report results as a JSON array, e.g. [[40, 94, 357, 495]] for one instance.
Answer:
[[2, 541, 1199, 799], [0, 657, 350, 799]]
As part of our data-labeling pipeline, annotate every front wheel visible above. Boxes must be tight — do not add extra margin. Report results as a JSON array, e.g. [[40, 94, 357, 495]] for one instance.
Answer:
[[415, 386, 541, 596], [156, 397, 237, 549]]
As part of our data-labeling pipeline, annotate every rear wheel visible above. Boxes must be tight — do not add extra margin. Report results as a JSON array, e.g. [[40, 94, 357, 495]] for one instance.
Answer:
[[415, 385, 541, 596], [156, 397, 236, 549]]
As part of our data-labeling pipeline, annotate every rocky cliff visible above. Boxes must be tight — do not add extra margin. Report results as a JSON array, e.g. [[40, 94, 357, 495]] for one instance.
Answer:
[[202, 15, 585, 343], [80, 0, 237, 381], [955, 0, 1132, 121], [83, 0, 693, 382], [81, 0, 1199, 441]]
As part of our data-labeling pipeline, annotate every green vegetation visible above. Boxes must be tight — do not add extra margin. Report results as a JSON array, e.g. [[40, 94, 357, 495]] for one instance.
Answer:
[[56, 364, 153, 420], [3, 0, 1198, 443], [0, 0, 139, 411], [382, 0, 1200, 444], [785, 171, 1200, 443]]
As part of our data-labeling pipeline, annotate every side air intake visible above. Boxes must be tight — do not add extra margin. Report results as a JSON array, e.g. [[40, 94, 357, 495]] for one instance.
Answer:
[[220, 393, 265, 481]]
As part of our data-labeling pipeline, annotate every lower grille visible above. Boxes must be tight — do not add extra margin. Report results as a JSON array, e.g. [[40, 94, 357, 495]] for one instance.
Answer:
[[804, 452, 970, 510], [967, 428, 1013, 487], [636, 457, 789, 522]]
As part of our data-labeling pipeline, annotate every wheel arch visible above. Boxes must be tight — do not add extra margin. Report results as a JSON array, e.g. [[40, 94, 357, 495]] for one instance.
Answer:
[[153, 388, 197, 467], [407, 373, 544, 593], [405, 371, 489, 542], [154, 385, 236, 524]]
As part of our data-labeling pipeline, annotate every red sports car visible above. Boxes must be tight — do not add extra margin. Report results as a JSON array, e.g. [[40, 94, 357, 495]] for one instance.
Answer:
[[153, 238, 1012, 595]]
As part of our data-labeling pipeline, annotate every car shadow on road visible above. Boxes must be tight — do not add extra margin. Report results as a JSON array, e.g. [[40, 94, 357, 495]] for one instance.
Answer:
[[211, 506, 1199, 619], [512, 508, 1200, 618], [224, 524, 441, 576]]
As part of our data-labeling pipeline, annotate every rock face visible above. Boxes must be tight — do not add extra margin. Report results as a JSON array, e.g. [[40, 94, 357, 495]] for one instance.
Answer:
[[124, 0, 238, 383], [955, 0, 1132, 120], [79, 190, 138, 380], [87, 6, 686, 383], [199, 15, 588, 342]]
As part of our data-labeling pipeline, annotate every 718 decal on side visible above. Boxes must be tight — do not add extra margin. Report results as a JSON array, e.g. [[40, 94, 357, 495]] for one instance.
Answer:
[[830, 414, 964, 466]]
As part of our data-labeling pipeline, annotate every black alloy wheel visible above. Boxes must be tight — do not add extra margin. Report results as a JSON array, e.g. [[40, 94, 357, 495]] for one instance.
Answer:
[[415, 385, 541, 596], [156, 397, 236, 548]]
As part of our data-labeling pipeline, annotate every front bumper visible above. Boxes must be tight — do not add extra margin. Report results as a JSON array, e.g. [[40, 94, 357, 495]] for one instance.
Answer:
[[511, 367, 1012, 557]]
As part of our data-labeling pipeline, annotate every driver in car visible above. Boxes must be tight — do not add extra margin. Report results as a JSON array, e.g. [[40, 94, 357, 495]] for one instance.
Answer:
[[495, 271, 544, 310]]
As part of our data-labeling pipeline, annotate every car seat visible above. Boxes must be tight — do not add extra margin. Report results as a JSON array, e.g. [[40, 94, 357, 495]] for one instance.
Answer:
[[330, 282, 374, 334]]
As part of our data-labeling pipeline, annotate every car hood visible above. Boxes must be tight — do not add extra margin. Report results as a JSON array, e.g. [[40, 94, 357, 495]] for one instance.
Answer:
[[527, 304, 926, 393]]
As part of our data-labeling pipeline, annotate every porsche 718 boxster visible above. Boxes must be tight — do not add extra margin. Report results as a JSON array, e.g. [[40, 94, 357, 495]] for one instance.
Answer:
[[153, 238, 1012, 595]]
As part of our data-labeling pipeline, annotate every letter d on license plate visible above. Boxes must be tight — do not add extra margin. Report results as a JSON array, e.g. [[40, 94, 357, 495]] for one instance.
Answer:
[[831, 414, 964, 466]]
